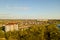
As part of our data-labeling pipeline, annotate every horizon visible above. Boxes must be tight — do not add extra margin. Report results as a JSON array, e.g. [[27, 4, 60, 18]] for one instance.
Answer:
[[0, 0, 60, 19]]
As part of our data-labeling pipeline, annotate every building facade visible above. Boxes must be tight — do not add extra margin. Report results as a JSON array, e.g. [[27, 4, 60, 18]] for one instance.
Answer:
[[3, 23, 18, 32]]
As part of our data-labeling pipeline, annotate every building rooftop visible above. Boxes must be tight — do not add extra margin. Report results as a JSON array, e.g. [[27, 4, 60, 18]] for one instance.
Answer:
[[5, 23, 18, 25]]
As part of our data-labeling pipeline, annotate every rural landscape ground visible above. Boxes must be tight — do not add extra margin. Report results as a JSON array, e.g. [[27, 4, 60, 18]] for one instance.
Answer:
[[0, 19, 60, 40]]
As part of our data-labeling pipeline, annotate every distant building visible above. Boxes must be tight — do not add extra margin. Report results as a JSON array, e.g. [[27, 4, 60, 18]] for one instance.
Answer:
[[19, 25, 31, 31], [57, 24, 60, 28], [37, 19, 48, 21], [3, 23, 18, 32]]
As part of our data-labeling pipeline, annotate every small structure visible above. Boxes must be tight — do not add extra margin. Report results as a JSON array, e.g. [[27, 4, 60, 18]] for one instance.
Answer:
[[3, 23, 18, 32], [57, 24, 60, 28]]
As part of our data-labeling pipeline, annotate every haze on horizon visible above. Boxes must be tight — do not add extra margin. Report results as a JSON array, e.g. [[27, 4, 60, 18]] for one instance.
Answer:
[[0, 0, 60, 19]]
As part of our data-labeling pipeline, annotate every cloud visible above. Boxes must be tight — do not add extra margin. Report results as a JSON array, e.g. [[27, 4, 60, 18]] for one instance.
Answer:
[[6, 5, 30, 10]]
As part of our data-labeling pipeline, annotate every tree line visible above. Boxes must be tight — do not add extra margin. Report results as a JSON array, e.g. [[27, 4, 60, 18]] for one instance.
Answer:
[[0, 24, 60, 40]]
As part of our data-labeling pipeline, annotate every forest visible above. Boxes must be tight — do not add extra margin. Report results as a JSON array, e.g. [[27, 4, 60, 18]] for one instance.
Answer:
[[0, 20, 60, 40]]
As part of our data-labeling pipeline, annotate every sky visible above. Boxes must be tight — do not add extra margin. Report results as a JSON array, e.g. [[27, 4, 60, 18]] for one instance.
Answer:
[[0, 0, 60, 19]]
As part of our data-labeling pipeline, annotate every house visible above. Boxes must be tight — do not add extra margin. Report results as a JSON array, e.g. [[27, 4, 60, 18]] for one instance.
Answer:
[[19, 25, 31, 31], [3, 23, 18, 32]]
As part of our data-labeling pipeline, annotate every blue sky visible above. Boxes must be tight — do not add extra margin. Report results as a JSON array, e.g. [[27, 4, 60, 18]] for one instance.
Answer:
[[0, 0, 60, 19]]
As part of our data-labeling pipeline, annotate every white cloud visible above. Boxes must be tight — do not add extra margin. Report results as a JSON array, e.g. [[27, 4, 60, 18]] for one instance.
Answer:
[[6, 5, 31, 10]]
